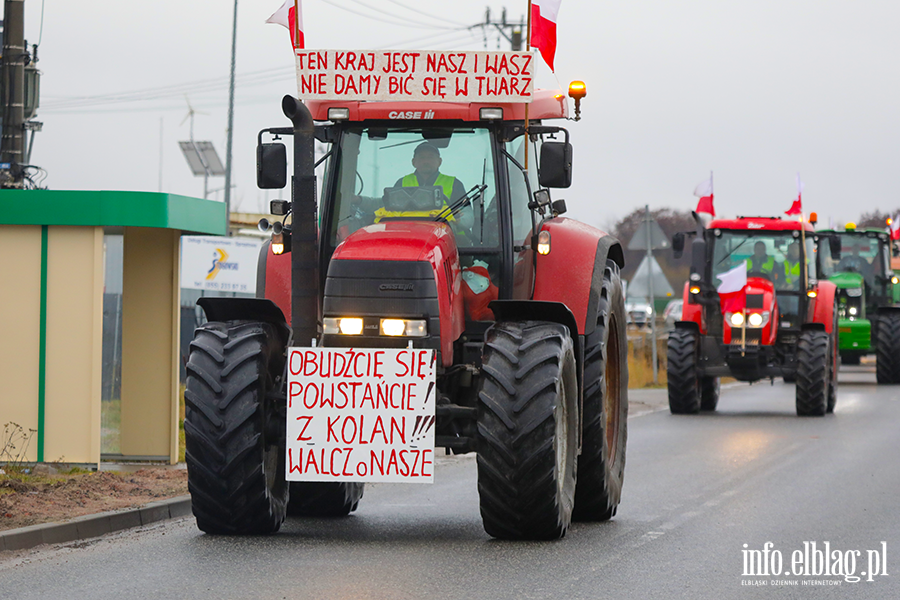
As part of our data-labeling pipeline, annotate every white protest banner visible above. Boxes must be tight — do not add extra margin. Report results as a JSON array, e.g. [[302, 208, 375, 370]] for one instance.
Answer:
[[286, 347, 437, 483], [295, 49, 534, 103], [180, 236, 263, 293]]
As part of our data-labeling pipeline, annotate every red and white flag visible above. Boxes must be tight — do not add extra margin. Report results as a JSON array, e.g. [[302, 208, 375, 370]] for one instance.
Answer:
[[717, 260, 748, 313], [693, 172, 715, 218], [530, 0, 561, 71], [785, 173, 803, 217], [891, 214, 900, 241], [267, 1, 304, 49]]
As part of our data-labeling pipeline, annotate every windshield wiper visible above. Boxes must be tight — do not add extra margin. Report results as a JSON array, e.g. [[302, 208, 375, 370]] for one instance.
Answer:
[[435, 184, 488, 223]]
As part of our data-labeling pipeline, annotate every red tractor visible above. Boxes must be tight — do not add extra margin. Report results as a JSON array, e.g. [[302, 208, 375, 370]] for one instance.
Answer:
[[184, 88, 629, 540], [669, 216, 839, 416]]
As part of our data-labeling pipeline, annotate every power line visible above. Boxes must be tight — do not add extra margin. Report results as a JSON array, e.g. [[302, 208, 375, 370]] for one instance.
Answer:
[[342, 0, 462, 30], [382, 0, 470, 28], [319, 0, 459, 30]]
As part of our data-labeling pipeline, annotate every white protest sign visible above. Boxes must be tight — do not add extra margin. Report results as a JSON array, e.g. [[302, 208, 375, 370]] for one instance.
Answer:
[[295, 49, 534, 103], [286, 347, 437, 483], [181, 236, 262, 293]]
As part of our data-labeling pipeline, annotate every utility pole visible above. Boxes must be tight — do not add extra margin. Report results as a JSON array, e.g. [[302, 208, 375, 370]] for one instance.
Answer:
[[475, 7, 525, 51], [224, 0, 238, 235], [1, 0, 25, 186]]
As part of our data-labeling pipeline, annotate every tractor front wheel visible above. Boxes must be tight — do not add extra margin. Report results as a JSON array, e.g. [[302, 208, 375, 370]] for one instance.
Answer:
[[476, 321, 579, 540], [667, 328, 701, 414], [573, 260, 628, 522], [700, 376, 720, 411], [795, 329, 829, 416], [184, 321, 289, 534], [875, 312, 900, 384]]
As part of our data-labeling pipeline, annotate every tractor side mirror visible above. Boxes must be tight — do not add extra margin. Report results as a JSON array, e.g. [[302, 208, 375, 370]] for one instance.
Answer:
[[691, 237, 707, 281], [829, 235, 841, 260], [257, 142, 287, 189], [672, 232, 686, 258], [539, 141, 573, 188]]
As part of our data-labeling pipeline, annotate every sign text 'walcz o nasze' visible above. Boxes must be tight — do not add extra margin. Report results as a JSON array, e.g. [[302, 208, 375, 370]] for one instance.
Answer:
[[286, 348, 437, 483], [295, 49, 534, 103]]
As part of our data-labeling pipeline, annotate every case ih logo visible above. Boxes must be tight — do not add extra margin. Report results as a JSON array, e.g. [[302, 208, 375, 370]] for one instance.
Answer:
[[388, 110, 435, 119], [380, 283, 414, 292]]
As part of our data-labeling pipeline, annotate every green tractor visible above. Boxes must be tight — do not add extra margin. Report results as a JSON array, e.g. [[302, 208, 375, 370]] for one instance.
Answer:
[[816, 224, 900, 383]]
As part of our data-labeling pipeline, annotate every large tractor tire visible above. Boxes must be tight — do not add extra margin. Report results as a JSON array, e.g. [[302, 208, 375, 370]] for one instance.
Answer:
[[700, 376, 720, 412], [287, 482, 364, 517], [875, 312, 900, 384], [667, 328, 701, 414], [476, 321, 579, 540], [184, 320, 289, 534], [795, 329, 829, 416], [573, 260, 628, 522]]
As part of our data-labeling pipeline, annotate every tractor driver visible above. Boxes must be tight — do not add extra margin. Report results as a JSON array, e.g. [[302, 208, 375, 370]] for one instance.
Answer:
[[747, 241, 776, 278], [783, 241, 802, 288], [395, 142, 468, 205], [837, 242, 870, 275]]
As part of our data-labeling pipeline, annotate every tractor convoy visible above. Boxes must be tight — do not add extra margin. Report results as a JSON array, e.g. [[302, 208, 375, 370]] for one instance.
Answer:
[[813, 223, 900, 383], [668, 216, 839, 416], [184, 85, 630, 540]]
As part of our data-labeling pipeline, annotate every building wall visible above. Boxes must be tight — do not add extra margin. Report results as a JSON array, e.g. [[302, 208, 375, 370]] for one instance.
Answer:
[[0, 225, 42, 462]]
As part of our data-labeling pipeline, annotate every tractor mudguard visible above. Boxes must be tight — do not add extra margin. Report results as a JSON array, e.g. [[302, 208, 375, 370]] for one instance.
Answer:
[[877, 305, 900, 316], [674, 320, 700, 333], [533, 217, 624, 337], [256, 240, 293, 323], [809, 280, 837, 333], [680, 282, 704, 332], [197, 297, 288, 327]]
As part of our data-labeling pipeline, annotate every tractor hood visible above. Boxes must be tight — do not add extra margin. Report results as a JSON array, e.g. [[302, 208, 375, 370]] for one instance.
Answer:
[[829, 271, 865, 290], [332, 220, 459, 266], [721, 276, 778, 346]]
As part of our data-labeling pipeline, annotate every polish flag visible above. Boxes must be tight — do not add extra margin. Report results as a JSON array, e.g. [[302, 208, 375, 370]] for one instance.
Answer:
[[531, 0, 561, 71], [693, 172, 715, 218], [891, 214, 900, 241], [717, 260, 748, 313], [785, 173, 803, 217], [267, 1, 304, 49]]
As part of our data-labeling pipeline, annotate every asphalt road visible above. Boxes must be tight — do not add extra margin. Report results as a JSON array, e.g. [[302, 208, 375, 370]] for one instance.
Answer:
[[2, 365, 898, 599]]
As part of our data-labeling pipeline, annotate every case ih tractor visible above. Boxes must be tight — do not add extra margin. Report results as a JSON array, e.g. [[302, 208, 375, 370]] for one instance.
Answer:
[[814, 223, 900, 382], [183, 88, 629, 540], [668, 216, 839, 416]]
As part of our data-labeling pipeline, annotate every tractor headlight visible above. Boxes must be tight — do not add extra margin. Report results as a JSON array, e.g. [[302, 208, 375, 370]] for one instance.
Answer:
[[846, 287, 863, 297], [380, 319, 427, 337], [323, 317, 428, 337], [748, 312, 763, 327], [323, 317, 364, 335], [892, 276, 899, 285], [729, 312, 744, 327], [848, 306, 858, 316]]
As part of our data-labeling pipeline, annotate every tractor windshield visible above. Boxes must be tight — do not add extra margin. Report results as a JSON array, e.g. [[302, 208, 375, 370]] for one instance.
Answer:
[[712, 231, 814, 292], [328, 126, 499, 250], [819, 233, 887, 293]]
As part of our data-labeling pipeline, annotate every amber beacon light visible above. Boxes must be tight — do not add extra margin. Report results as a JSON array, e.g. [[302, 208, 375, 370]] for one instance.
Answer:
[[568, 81, 587, 121]]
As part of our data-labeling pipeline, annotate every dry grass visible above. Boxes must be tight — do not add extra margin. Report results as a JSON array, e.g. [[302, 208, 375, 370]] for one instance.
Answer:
[[627, 329, 668, 388]]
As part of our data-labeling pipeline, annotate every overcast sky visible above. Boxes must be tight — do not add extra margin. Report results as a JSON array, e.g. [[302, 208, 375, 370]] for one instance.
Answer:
[[15, 0, 900, 231]]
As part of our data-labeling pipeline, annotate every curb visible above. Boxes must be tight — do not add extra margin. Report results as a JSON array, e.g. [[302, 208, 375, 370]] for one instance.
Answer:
[[0, 495, 192, 553]]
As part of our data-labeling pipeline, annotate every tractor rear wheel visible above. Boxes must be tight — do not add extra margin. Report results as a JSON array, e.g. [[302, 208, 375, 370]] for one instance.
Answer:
[[795, 329, 829, 416], [287, 482, 364, 517], [667, 328, 701, 414], [476, 321, 579, 540], [573, 260, 628, 522], [700, 377, 720, 411], [875, 312, 900, 384], [185, 321, 289, 534]]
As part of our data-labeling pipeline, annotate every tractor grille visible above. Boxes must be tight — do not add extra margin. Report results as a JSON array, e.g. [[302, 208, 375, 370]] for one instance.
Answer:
[[730, 328, 761, 345], [322, 259, 441, 351]]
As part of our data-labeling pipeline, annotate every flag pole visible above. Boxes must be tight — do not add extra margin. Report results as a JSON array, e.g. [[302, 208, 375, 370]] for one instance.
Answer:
[[524, 0, 532, 170], [797, 173, 807, 290], [294, 0, 300, 49]]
